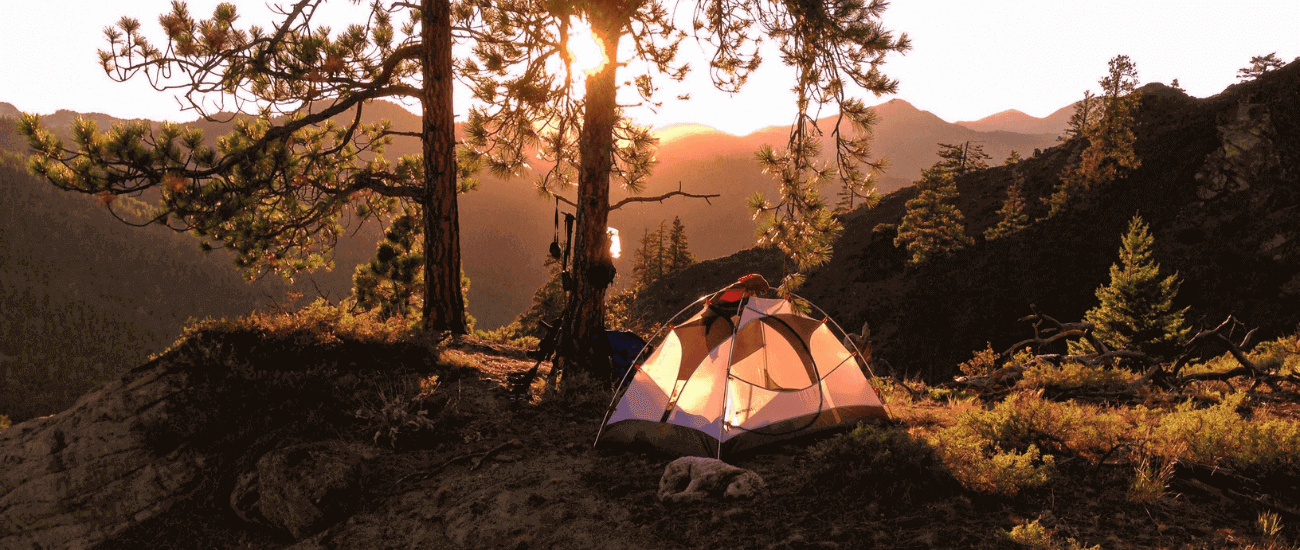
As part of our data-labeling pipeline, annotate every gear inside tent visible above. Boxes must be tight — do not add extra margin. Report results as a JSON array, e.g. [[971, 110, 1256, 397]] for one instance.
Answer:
[[594, 275, 889, 458]]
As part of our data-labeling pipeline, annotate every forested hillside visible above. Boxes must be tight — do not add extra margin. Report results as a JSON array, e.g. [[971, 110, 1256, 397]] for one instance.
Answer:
[[634, 60, 1300, 381], [0, 154, 292, 421]]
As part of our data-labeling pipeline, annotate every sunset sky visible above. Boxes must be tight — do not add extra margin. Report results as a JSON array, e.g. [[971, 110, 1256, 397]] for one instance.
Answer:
[[2, 0, 1295, 136]]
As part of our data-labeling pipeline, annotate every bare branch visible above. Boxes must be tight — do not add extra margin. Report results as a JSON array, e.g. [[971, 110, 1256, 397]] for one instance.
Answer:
[[610, 182, 720, 210]]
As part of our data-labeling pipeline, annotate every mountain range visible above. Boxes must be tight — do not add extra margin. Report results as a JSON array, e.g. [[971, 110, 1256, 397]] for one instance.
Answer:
[[633, 62, 1300, 380], [0, 96, 1069, 332]]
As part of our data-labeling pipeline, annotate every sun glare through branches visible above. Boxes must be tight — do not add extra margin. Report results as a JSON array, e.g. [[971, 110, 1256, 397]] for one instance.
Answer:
[[566, 17, 607, 76]]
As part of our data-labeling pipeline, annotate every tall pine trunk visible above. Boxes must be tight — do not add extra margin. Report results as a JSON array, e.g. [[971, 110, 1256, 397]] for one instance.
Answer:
[[557, 16, 622, 376], [420, 0, 467, 333]]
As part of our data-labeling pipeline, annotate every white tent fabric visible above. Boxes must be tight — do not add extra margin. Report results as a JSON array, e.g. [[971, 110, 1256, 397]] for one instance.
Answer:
[[595, 295, 889, 458]]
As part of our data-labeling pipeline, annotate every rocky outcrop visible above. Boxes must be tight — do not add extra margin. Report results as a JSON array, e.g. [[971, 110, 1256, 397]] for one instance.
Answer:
[[0, 360, 205, 549], [0, 329, 430, 549], [1194, 101, 1284, 201], [230, 440, 375, 540]]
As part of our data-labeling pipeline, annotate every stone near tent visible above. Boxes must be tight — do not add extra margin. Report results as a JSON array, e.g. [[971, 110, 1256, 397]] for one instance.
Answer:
[[657, 456, 766, 503], [229, 440, 373, 540]]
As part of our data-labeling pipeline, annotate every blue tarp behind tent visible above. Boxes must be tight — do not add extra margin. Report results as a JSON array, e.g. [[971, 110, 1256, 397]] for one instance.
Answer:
[[598, 330, 647, 384]]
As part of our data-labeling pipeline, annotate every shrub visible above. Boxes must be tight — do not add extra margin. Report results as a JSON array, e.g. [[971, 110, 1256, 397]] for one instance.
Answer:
[[0, 414, 10, 431], [947, 391, 1117, 457], [951, 444, 1056, 495], [930, 391, 1124, 495], [1127, 451, 1176, 503], [1021, 361, 1140, 392], [799, 424, 955, 502], [1247, 334, 1300, 375], [157, 299, 422, 361], [1005, 518, 1101, 550], [959, 343, 999, 378], [1155, 393, 1300, 475], [924, 387, 979, 404], [1006, 518, 1053, 549], [353, 374, 446, 448]]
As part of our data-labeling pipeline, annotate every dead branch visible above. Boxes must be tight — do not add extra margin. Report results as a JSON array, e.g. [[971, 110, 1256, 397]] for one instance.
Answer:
[[610, 182, 720, 210], [1171, 459, 1300, 520], [1002, 306, 1111, 360], [309, 276, 332, 304], [550, 181, 720, 211], [397, 439, 522, 484], [1184, 316, 1263, 375]]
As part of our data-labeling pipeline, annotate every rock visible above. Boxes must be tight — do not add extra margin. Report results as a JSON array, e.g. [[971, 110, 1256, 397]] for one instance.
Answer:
[[230, 440, 372, 540], [0, 330, 406, 549], [1194, 102, 1279, 201], [0, 360, 206, 550], [657, 456, 766, 503]]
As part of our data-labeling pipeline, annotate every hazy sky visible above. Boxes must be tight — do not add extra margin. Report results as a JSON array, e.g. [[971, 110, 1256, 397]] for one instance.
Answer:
[[2, 0, 1295, 136]]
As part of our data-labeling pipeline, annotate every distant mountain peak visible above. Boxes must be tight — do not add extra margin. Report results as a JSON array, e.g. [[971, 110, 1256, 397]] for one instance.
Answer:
[[879, 98, 917, 109], [956, 107, 1067, 136], [653, 123, 727, 142]]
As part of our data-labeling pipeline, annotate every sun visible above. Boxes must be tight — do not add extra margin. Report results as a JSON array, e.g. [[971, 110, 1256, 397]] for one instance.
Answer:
[[566, 17, 608, 75]]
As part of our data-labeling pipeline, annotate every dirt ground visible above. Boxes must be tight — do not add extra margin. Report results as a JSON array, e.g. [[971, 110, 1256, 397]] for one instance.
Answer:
[[102, 337, 1300, 550]]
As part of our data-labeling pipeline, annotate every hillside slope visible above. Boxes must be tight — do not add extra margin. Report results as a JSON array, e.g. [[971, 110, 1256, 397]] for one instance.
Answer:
[[0, 97, 1062, 330], [634, 62, 1300, 380], [0, 154, 295, 421]]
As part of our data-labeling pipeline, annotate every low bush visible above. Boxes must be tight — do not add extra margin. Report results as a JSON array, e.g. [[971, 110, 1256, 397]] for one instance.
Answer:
[[929, 391, 1124, 495], [1127, 450, 1177, 503], [959, 343, 999, 378], [157, 299, 423, 361], [1004, 517, 1101, 550], [353, 374, 448, 449], [798, 423, 956, 502], [1155, 393, 1300, 475], [945, 391, 1119, 458], [1021, 361, 1140, 393]]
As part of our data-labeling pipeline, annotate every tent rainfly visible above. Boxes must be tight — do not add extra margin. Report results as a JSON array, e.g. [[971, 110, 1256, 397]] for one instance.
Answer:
[[594, 275, 889, 458]]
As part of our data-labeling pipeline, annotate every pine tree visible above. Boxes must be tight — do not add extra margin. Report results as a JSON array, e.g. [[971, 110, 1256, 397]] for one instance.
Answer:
[[631, 224, 665, 290], [1050, 55, 1142, 217], [630, 217, 693, 290], [666, 216, 695, 272], [984, 173, 1029, 241], [20, 0, 482, 333], [352, 208, 475, 329], [894, 167, 972, 265], [750, 133, 842, 292], [353, 213, 424, 321], [1083, 215, 1189, 359], [1081, 55, 1142, 183], [935, 141, 991, 176], [1003, 150, 1022, 166], [1237, 52, 1285, 81], [465, 0, 909, 374], [1059, 90, 1100, 142]]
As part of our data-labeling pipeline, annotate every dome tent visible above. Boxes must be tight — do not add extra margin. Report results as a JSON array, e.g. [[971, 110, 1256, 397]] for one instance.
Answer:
[[594, 275, 890, 458]]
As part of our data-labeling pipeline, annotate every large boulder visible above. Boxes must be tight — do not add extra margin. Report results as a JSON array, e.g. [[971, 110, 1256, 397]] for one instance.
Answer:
[[0, 360, 206, 549], [0, 329, 429, 549], [230, 440, 374, 540]]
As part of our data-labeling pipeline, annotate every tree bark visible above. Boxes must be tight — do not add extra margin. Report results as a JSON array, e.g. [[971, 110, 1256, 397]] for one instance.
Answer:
[[420, 0, 467, 334], [557, 15, 623, 377]]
